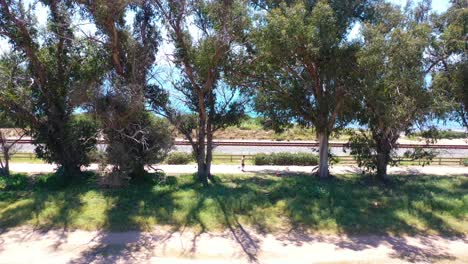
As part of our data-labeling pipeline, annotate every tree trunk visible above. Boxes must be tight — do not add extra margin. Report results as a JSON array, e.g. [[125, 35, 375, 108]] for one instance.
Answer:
[[374, 132, 393, 181], [58, 162, 81, 181], [206, 127, 214, 182], [376, 153, 388, 180], [205, 89, 216, 182], [130, 163, 146, 181], [197, 114, 208, 185], [317, 132, 329, 179], [0, 132, 9, 176], [4, 151, 10, 176], [0, 147, 10, 176]]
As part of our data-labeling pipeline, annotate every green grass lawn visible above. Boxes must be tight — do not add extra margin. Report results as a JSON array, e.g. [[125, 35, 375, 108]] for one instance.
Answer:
[[8, 157, 45, 164], [0, 173, 466, 236]]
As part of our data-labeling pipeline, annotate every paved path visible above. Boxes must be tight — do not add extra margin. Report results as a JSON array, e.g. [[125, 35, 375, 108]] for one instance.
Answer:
[[9, 163, 468, 176], [0, 227, 467, 264]]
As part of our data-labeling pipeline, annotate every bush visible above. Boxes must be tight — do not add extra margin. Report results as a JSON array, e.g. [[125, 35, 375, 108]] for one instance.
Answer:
[[0, 174, 28, 190], [415, 129, 467, 139], [254, 153, 270, 165], [89, 149, 107, 163], [164, 175, 178, 185], [34, 171, 95, 190], [166, 152, 194, 164], [34, 116, 99, 177], [104, 112, 173, 178], [254, 152, 318, 166], [463, 159, 468, 167]]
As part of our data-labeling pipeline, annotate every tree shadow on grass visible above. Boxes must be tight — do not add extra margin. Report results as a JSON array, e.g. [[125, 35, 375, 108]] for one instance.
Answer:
[[67, 173, 217, 263], [276, 174, 466, 262], [0, 173, 89, 232], [68, 173, 468, 263], [67, 174, 262, 263], [0, 172, 466, 263], [220, 173, 467, 262]]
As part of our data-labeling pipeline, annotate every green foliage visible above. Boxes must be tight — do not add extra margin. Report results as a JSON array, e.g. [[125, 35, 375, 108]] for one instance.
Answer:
[[0, 111, 16, 128], [253, 0, 367, 132], [254, 152, 318, 166], [33, 171, 96, 190], [252, 0, 370, 178], [352, 2, 432, 178], [430, 2, 468, 129], [88, 149, 106, 164], [103, 110, 173, 178], [128, 171, 167, 186], [77, 1, 169, 181], [34, 116, 98, 176], [166, 152, 194, 165], [463, 159, 468, 167], [0, 174, 28, 191], [357, 2, 431, 127], [426, 130, 467, 139], [347, 132, 383, 173], [149, 0, 252, 182], [0, 2, 106, 178], [34, 173, 75, 190], [403, 148, 436, 166], [237, 116, 264, 130], [348, 131, 436, 175]]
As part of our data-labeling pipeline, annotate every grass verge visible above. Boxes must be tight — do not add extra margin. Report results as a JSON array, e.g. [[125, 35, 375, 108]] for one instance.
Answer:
[[0, 173, 466, 235]]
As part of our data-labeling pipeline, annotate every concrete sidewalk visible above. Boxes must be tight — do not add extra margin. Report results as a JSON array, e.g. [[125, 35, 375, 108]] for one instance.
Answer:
[[9, 163, 468, 175], [0, 227, 467, 264]]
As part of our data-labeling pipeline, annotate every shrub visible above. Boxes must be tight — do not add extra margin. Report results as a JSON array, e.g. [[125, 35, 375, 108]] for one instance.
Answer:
[[34, 116, 99, 177], [127, 171, 162, 185], [34, 171, 95, 190], [254, 152, 318, 166], [416, 129, 467, 139], [463, 159, 468, 167], [89, 149, 107, 163], [348, 131, 436, 175], [254, 153, 270, 165], [0, 174, 28, 190], [164, 175, 178, 185], [104, 112, 173, 179], [166, 152, 194, 164]]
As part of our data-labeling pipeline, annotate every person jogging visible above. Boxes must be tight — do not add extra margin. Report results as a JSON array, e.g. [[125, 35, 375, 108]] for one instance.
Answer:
[[241, 155, 245, 172]]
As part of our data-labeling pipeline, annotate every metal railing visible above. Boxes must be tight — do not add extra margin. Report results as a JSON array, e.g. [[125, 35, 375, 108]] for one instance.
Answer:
[[6, 138, 468, 149]]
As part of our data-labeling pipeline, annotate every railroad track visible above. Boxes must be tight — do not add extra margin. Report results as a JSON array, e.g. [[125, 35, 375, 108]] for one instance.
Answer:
[[174, 140, 468, 149], [6, 139, 468, 149]]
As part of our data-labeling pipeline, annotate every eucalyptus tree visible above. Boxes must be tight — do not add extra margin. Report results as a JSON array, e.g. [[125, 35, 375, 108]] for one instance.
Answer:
[[0, 1, 101, 179], [252, 0, 371, 178], [76, 0, 173, 179], [429, 0, 467, 130], [149, 0, 251, 184], [350, 2, 432, 180]]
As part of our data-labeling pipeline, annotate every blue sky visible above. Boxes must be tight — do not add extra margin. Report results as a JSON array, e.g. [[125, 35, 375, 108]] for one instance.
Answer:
[[391, 0, 450, 12]]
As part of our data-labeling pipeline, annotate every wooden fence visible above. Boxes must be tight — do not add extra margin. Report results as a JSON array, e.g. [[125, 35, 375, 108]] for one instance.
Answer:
[[2, 153, 467, 166], [211, 154, 467, 166]]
